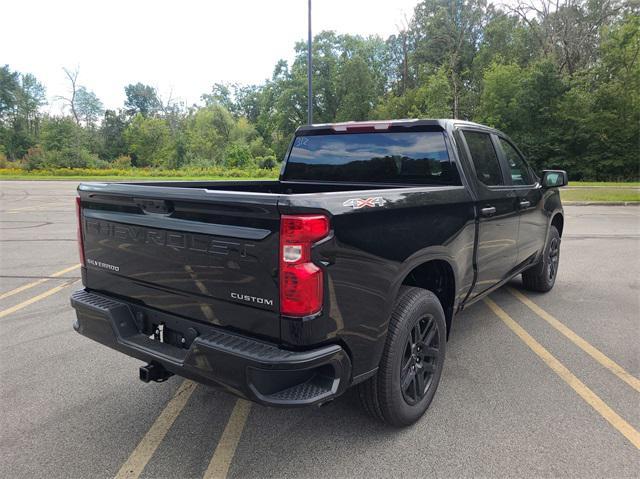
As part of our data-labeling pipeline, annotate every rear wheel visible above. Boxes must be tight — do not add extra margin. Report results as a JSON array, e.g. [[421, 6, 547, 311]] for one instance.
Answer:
[[358, 287, 446, 427], [522, 225, 561, 292]]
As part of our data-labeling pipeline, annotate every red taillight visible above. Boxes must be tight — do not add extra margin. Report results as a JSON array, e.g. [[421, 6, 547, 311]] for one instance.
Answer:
[[76, 197, 85, 266], [279, 215, 329, 317]]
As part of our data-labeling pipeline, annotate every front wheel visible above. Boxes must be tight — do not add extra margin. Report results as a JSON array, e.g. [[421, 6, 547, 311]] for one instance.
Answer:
[[522, 225, 561, 292], [358, 287, 446, 427]]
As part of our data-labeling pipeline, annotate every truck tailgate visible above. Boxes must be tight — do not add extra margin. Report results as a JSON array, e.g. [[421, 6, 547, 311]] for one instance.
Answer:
[[78, 183, 281, 341]]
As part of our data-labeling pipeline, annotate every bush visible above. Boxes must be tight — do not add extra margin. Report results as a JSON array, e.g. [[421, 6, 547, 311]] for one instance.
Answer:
[[256, 155, 279, 169], [91, 158, 111, 169], [185, 157, 216, 169], [23, 146, 47, 170], [0, 165, 281, 178], [43, 148, 101, 168], [0, 150, 10, 169], [223, 143, 255, 168], [113, 155, 132, 168]]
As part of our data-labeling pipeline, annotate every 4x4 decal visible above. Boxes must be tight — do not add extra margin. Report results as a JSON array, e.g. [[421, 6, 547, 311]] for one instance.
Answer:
[[343, 197, 387, 209]]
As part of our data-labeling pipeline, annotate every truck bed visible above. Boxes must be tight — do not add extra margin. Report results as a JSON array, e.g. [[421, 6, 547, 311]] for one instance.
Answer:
[[104, 179, 415, 194], [77, 179, 465, 345]]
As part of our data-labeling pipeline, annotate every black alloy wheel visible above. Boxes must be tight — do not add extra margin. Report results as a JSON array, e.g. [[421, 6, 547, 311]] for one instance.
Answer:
[[400, 314, 440, 406], [522, 225, 561, 292], [358, 287, 446, 427], [548, 236, 560, 281]]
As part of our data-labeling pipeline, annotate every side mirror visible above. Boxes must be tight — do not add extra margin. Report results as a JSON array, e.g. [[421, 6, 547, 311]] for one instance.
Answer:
[[541, 170, 568, 188]]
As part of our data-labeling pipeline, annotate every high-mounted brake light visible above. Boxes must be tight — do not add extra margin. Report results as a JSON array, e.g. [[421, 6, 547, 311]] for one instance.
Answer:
[[332, 122, 390, 132], [279, 215, 329, 317], [76, 197, 85, 266]]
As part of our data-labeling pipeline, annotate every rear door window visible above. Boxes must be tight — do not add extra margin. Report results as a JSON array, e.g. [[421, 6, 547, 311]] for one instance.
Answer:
[[462, 131, 504, 186]]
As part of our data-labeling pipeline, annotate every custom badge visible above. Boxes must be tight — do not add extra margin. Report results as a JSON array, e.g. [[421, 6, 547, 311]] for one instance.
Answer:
[[342, 197, 387, 209]]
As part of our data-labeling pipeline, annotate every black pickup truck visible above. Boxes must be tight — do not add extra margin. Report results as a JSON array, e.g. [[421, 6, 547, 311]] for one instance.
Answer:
[[71, 119, 567, 426]]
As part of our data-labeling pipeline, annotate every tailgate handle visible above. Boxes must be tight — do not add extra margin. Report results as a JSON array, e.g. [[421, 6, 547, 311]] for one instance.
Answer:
[[135, 198, 173, 216]]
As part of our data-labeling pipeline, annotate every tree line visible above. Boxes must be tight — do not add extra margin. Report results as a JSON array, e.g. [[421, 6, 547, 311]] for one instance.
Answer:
[[1, 0, 638, 180]]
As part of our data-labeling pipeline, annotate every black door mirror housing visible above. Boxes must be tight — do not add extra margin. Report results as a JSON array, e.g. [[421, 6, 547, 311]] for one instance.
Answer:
[[541, 170, 568, 188]]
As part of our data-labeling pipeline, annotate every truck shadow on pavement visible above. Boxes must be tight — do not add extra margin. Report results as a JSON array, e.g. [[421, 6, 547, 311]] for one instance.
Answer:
[[185, 302, 494, 477]]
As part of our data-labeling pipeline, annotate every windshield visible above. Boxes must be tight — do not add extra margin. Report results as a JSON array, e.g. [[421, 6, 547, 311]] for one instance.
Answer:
[[283, 131, 459, 185]]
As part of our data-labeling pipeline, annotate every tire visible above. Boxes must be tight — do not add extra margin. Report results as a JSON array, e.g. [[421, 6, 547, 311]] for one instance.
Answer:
[[358, 286, 446, 427], [522, 225, 561, 292]]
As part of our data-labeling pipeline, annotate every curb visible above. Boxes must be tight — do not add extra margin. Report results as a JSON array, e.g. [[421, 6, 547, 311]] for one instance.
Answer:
[[563, 201, 640, 206], [565, 186, 640, 189]]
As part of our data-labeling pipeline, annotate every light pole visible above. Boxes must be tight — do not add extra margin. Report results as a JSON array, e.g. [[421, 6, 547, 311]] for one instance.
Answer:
[[307, 0, 313, 125]]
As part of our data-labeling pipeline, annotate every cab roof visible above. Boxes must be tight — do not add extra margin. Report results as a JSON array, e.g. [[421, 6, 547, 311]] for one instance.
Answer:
[[295, 119, 497, 135]]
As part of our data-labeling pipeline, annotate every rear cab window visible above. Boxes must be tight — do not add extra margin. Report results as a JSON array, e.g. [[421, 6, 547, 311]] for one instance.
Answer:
[[283, 131, 461, 185]]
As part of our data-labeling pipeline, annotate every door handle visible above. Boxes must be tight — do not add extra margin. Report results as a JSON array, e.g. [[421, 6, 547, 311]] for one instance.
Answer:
[[519, 200, 531, 208], [480, 206, 496, 216]]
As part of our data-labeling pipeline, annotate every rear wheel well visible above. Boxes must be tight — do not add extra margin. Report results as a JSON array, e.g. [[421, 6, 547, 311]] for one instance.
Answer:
[[551, 213, 564, 237], [401, 260, 455, 338]]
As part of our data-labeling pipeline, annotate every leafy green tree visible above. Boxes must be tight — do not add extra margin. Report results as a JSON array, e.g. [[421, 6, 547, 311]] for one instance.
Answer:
[[233, 84, 268, 124], [75, 86, 104, 126], [34, 116, 100, 168], [185, 104, 234, 164], [202, 83, 235, 112], [223, 143, 253, 168], [374, 67, 452, 119], [1, 2, 638, 181], [0, 66, 46, 160], [16, 73, 46, 133], [556, 14, 640, 179], [100, 110, 128, 160], [40, 116, 84, 151], [474, 10, 536, 70], [410, 0, 487, 118], [336, 57, 376, 121], [478, 63, 526, 129], [124, 83, 161, 117], [478, 60, 565, 170], [0, 66, 20, 121], [412, 67, 453, 117], [124, 113, 172, 167], [229, 117, 258, 144]]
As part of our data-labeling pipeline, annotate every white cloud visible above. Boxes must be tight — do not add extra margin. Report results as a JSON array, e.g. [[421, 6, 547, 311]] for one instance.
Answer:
[[4, 0, 420, 113]]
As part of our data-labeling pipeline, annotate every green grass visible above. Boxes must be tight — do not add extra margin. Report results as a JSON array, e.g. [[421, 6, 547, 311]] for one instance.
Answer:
[[569, 181, 640, 187], [561, 188, 640, 202], [0, 167, 279, 181], [0, 174, 272, 181], [1, 170, 638, 202]]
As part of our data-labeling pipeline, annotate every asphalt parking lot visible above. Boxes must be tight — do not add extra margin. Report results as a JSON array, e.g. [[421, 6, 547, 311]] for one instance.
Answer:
[[1, 180, 639, 478]]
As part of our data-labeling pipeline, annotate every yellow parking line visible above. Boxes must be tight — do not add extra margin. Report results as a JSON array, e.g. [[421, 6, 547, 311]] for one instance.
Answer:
[[203, 399, 252, 479], [484, 298, 640, 450], [115, 380, 197, 479], [508, 287, 640, 393], [0, 264, 80, 300], [0, 280, 76, 319], [5, 205, 41, 213]]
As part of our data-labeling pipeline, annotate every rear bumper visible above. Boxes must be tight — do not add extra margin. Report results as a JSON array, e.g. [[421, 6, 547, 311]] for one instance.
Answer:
[[70, 289, 351, 407]]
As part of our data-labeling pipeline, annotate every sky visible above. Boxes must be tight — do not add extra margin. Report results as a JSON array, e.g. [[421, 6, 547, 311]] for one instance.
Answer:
[[4, 0, 421, 114]]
